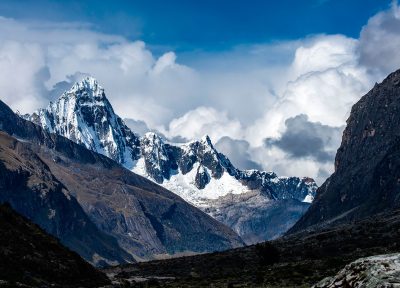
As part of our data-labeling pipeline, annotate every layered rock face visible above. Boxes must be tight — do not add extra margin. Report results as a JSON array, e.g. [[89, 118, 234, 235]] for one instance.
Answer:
[[27, 76, 317, 243], [0, 99, 243, 263], [291, 69, 400, 233]]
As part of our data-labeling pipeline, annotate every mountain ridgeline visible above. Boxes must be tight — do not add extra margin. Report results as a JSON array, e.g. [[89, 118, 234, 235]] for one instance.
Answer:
[[3, 67, 400, 287], [26, 76, 317, 243], [105, 69, 400, 288], [0, 98, 243, 266]]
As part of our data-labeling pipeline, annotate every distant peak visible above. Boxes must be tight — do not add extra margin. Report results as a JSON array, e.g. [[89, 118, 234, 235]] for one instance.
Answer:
[[75, 76, 99, 88], [83, 75, 98, 83], [200, 134, 213, 146], [143, 132, 164, 143], [144, 131, 157, 138], [302, 176, 316, 184], [67, 76, 104, 98]]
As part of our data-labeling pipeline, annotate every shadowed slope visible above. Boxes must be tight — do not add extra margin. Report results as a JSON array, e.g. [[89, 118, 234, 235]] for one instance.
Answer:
[[0, 131, 134, 266], [0, 203, 110, 287], [290, 69, 400, 233]]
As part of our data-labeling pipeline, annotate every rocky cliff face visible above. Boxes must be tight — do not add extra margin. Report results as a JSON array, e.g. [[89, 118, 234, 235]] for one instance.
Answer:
[[291, 69, 400, 233], [0, 99, 243, 262], [0, 203, 110, 287], [27, 76, 317, 243]]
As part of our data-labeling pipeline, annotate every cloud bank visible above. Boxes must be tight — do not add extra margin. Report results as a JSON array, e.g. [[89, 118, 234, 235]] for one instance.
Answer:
[[215, 137, 263, 171], [265, 114, 343, 163], [0, 2, 399, 184]]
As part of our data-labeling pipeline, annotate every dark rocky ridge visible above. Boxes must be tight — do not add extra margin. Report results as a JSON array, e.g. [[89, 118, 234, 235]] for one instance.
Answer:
[[291, 68, 400, 233], [0, 130, 132, 266], [0, 99, 243, 263], [0, 203, 109, 287]]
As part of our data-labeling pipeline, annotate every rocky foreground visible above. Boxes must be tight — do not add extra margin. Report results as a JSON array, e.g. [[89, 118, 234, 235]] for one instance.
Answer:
[[314, 253, 400, 288]]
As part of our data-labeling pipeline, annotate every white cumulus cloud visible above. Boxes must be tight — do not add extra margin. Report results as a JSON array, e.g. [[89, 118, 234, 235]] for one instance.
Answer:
[[0, 2, 400, 184], [164, 106, 243, 143], [359, 1, 400, 76]]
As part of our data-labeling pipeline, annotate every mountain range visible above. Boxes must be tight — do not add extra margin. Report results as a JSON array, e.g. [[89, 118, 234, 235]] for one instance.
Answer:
[[106, 68, 400, 287], [25, 76, 317, 243], [0, 98, 242, 265], [2, 66, 400, 287]]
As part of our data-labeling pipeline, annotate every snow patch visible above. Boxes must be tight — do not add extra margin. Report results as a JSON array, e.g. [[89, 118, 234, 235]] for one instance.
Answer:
[[303, 194, 314, 203], [160, 163, 251, 207]]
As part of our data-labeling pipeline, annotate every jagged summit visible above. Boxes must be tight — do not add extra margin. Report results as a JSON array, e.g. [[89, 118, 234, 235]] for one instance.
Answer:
[[26, 77, 317, 243], [27, 76, 141, 165], [51, 76, 106, 107], [143, 131, 162, 141], [68, 76, 104, 99], [200, 134, 213, 145]]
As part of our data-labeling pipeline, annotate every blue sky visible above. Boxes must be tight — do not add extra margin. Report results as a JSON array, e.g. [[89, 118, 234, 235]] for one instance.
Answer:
[[0, 0, 399, 183], [0, 0, 391, 54]]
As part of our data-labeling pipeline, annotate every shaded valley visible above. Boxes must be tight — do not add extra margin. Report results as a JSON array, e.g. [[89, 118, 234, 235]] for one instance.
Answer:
[[105, 208, 400, 287]]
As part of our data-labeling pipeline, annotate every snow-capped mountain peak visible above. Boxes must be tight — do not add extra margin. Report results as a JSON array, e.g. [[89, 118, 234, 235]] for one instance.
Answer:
[[140, 132, 171, 183], [68, 76, 104, 99], [26, 77, 318, 243], [143, 131, 163, 143], [200, 134, 212, 145], [27, 76, 141, 165]]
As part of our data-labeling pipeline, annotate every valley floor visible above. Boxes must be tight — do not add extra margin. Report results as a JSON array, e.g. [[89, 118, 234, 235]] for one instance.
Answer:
[[104, 209, 400, 287]]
